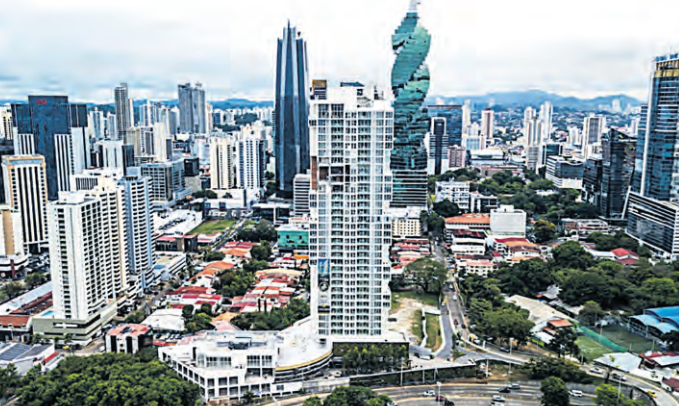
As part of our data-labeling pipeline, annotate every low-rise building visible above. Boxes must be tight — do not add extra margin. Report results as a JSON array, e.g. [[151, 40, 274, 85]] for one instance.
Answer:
[[0, 342, 56, 375], [457, 259, 495, 278], [561, 218, 609, 240], [491, 237, 541, 261], [106, 324, 153, 354], [546, 156, 584, 189], [277, 225, 309, 252], [469, 192, 499, 213], [444, 213, 490, 242], [490, 205, 526, 237], [142, 308, 185, 333], [435, 181, 470, 211], [449, 229, 486, 256], [159, 319, 332, 402]]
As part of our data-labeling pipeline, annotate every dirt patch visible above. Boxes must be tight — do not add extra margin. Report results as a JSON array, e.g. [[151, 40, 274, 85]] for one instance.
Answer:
[[389, 297, 425, 345]]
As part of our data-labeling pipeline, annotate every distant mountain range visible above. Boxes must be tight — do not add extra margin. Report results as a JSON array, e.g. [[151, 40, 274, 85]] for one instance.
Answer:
[[1, 90, 641, 112], [427, 90, 643, 111]]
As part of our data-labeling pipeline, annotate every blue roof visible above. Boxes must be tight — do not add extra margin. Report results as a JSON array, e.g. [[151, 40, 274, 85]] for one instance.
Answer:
[[645, 306, 679, 319], [630, 315, 679, 334]]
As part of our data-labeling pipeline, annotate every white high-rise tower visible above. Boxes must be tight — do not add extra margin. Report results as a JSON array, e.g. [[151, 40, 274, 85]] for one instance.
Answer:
[[309, 84, 393, 338]]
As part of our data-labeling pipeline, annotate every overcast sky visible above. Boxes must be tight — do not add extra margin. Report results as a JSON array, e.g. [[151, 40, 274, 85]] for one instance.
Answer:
[[2, 0, 678, 103]]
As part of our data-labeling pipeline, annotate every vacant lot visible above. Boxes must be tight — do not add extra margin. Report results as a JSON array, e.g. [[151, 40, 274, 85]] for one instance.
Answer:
[[391, 291, 440, 309], [189, 219, 235, 235], [425, 313, 442, 352]]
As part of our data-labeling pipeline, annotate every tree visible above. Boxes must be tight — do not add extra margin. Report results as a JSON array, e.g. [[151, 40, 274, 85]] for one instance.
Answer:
[[242, 390, 255, 404], [546, 328, 580, 358], [641, 278, 678, 306], [579, 301, 604, 326], [528, 178, 554, 191], [560, 271, 612, 306], [662, 330, 679, 351], [494, 258, 556, 296], [1, 281, 24, 300], [541, 376, 570, 406], [552, 241, 594, 271], [231, 299, 310, 331], [302, 396, 323, 406], [521, 358, 592, 383], [251, 241, 273, 261], [17, 353, 200, 406], [182, 305, 195, 323], [125, 310, 147, 324], [204, 251, 225, 262], [264, 171, 275, 180], [194, 190, 218, 199], [24, 272, 47, 289], [403, 257, 448, 294], [533, 220, 557, 243], [323, 386, 393, 406], [595, 383, 647, 406], [433, 199, 461, 217], [185, 313, 214, 334], [199, 303, 213, 317], [478, 307, 534, 346]]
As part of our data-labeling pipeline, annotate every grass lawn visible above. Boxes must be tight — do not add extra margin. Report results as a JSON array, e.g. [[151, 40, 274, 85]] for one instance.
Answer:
[[392, 291, 440, 308], [425, 313, 442, 352], [189, 219, 235, 235], [601, 325, 655, 353], [390, 295, 402, 313], [411, 310, 423, 340], [577, 335, 615, 360]]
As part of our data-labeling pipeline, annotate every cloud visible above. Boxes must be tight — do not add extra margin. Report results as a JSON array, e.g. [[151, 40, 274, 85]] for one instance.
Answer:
[[0, 0, 677, 102]]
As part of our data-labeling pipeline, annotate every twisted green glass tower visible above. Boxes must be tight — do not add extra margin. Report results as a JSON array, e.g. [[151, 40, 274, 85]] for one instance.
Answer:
[[390, 0, 431, 209]]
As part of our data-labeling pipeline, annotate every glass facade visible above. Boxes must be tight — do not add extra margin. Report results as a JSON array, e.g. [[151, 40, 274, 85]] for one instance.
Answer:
[[632, 56, 679, 202], [275, 23, 310, 199], [12, 96, 88, 201], [390, 6, 430, 208]]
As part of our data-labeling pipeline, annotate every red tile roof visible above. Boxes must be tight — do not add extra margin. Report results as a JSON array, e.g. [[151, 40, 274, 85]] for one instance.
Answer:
[[168, 286, 213, 296], [548, 319, 572, 328], [0, 315, 30, 328], [611, 248, 638, 257]]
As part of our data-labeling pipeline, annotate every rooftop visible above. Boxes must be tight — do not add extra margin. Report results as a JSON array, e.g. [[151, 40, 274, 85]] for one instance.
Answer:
[[108, 323, 151, 338], [444, 213, 490, 225]]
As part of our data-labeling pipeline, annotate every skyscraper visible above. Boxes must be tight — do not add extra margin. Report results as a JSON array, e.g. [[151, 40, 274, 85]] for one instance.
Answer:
[[539, 101, 553, 142], [89, 108, 105, 140], [178, 82, 207, 134], [429, 117, 446, 175], [481, 108, 494, 141], [582, 114, 606, 159], [114, 83, 132, 141], [11, 96, 90, 200], [2, 155, 48, 253], [275, 22, 310, 199], [627, 52, 679, 259], [309, 84, 393, 338], [390, 0, 430, 209], [0, 106, 13, 140], [234, 130, 266, 190], [0, 205, 28, 278]]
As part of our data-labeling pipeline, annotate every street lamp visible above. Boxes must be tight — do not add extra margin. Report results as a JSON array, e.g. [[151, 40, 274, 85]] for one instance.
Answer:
[[437, 381, 441, 400]]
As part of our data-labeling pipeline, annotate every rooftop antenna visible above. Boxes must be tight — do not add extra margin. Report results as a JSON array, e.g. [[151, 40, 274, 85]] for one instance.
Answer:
[[409, 0, 422, 12]]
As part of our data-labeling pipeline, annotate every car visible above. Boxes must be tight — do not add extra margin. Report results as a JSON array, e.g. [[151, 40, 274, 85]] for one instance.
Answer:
[[436, 395, 446, 402], [508, 383, 521, 390], [646, 390, 657, 398], [388, 317, 397, 322], [590, 367, 603, 374], [498, 387, 511, 393], [422, 390, 436, 396], [611, 373, 627, 381], [443, 400, 454, 406], [491, 395, 505, 402], [499, 346, 510, 353], [454, 319, 459, 326], [569, 390, 583, 397]]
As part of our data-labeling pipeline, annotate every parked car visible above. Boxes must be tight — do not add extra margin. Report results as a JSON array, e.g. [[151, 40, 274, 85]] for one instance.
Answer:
[[423, 390, 436, 397]]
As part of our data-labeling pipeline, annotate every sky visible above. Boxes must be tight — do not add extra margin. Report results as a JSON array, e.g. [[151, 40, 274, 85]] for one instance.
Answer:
[[1, 0, 679, 103]]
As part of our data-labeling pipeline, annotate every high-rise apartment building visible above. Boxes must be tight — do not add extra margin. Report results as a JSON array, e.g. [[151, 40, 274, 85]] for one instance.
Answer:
[[2, 155, 48, 253], [390, 1, 430, 209], [11, 96, 90, 200], [627, 53, 679, 258], [0, 205, 28, 278], [308, 84, 393, 338], [275, 22, 310, 199], [114, 83, 132, 141], [235, 132, 266, 190], [88, 108, 105, 140], [582, 114, 606, 159], [178, 82, 207, 134], [0, 106, 13, 140], [106, 113, 117, 140], [524, 116, 543, 171], [293, 173, 311, 215], [138, 160, 189, 208], [210, 135, 235, 190], [539, 101, 553, 142], [461, 101, 472, 134]]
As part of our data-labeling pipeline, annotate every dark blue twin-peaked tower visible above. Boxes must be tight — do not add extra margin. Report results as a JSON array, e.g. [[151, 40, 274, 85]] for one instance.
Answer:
[[275, 22, 310, 199]]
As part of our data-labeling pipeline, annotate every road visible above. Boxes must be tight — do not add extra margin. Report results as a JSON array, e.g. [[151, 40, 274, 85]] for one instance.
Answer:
[[268, 382, 598, 406]]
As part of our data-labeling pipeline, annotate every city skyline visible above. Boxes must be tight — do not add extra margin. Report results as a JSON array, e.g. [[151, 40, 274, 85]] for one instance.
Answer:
[[2, 0, 679, 102]]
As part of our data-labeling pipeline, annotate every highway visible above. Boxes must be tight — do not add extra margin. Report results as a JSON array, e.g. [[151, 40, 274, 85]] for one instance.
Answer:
[[269, 382, 598, 406]]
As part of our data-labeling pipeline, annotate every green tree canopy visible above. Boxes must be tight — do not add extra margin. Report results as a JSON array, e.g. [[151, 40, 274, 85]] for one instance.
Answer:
[[433, 199, 461, 218], [17, 353, 200, 406], [404, 257, 448, 294], [541, 376, 570, 406], [533, 219, 557, 243]]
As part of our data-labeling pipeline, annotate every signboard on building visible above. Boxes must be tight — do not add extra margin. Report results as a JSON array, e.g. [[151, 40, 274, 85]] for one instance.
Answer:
[[318, 258, 330, 313]]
